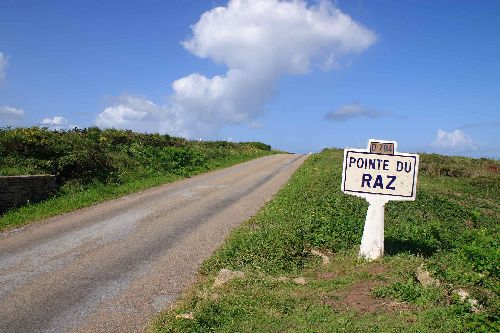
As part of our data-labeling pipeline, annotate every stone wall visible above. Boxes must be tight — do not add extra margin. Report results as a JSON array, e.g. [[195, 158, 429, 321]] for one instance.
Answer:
[[0, 175, 56, 213]]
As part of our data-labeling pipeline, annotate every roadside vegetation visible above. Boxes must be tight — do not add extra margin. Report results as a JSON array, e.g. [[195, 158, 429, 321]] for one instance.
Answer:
[[151, 149, 499, 333], [0, 126, 276, 231]]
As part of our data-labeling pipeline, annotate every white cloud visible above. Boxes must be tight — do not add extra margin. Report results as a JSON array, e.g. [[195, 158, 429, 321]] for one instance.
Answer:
[[0, 106, 24, 117], [96, 0, 376, 137], [40, 116, 68, 128], [432, 129, 476, 150], [95, 95, 192, 136], [325, 103, 386, 121], [0, 52, 7, 81], [0, 106, 24, 126], [182, 0, 376, 74]]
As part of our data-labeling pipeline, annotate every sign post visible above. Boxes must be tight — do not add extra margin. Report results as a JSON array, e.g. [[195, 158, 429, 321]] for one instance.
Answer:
[[341, 140, 419, 260]]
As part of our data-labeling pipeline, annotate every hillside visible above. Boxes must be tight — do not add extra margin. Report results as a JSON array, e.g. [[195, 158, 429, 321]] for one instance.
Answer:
[[152, 149, 499, 333], [0, 126, 276, 230]]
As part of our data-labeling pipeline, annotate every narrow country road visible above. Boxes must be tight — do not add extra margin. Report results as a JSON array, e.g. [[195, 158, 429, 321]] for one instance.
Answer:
[[0, 154, 305, 333]]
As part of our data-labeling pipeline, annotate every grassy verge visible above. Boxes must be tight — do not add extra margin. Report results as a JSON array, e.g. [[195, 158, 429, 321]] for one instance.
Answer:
[[0, 156, 260, 231], [150, 149, 499, 333], [0, 127, 277, 231]]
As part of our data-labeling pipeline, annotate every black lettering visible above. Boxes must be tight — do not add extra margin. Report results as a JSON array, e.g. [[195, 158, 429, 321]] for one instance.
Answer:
[[373, 175, 384, 189], [368, 159, 376, 169], [386, 175, 396, 190], [357, 158, 364, 168], [361, 173, 372, 188]]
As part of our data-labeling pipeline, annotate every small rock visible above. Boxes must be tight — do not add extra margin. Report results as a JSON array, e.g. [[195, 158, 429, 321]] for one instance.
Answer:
[[175, 312, 194, 320], [292, 277, 307, 285], [453, 288, 482, 313], [415, 264, 440, 287], [310, 249, 330, 265], [469, 299, 481, 314], [454, 288, 469, 302], [213, 268, 245, 287]]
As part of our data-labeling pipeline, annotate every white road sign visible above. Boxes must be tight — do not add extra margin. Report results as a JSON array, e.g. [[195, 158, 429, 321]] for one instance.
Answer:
[[341, 139, 420, 260], [342, 140, 419, 201]]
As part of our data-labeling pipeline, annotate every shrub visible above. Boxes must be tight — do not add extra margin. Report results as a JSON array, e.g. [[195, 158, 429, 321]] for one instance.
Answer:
[[0, 126, 274, 190]]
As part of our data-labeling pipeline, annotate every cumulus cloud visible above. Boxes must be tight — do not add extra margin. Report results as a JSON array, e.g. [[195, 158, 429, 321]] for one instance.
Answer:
[[95, 95, 193, 136], [432, 129, 476, 150], [324, 103, 388, 121], [40, 116, 68, 129], [182, 0, 376, 73], [97, 0, 376, 137], [0, 106, 24, 126], [0, 52, 7, 81]]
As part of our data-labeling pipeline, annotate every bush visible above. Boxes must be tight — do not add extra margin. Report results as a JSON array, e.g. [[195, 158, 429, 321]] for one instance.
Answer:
[[0, 126, 275, 190]]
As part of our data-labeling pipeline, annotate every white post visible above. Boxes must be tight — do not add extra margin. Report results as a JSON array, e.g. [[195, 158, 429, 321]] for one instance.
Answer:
[[359, 197, 388, 260]]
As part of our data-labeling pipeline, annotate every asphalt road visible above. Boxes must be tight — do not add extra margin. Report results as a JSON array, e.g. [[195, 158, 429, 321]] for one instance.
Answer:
[[0, 154, 305, 333]]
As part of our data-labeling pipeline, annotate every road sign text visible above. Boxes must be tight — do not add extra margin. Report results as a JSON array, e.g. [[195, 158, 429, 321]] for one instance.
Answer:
[[342, 145, 419, 201]]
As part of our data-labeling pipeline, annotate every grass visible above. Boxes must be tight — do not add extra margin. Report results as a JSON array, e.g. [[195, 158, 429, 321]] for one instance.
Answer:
[[150, 149, 499, 333], [0, 142, 276, 231]]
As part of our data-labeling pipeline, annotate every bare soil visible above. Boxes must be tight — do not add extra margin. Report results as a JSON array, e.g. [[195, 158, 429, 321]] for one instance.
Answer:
[[321, 262, 409, 314]]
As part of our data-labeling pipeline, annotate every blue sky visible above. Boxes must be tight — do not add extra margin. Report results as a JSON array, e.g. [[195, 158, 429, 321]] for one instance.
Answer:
[[0, 0, 499, 157]]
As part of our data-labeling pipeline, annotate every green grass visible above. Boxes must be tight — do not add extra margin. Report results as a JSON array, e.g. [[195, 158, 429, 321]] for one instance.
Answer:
[[150, 149, 499, 333], [0, 152, 273, 231], [0, 127, 277, 231]]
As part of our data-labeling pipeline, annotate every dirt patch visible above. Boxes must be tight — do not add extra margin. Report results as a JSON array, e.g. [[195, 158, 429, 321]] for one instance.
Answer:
[[486, 164, 500, 174], [326, 280, 410, 313], [338, 280, 385, 313]]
